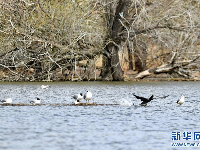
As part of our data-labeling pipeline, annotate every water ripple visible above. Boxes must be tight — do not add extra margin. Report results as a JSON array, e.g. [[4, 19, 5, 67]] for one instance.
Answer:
[[0, 81, 200, 150]]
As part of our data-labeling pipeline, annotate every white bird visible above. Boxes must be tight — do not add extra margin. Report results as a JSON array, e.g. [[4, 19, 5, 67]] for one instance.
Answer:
[[73, 93, 83, 104], [84, 91, 92, 103], [74, 99, 81, 105], [41, 85, 50, 89], [30, 98, 42, 104], [1, 98, 12, 104], [177, 95, 185, 105], [73, 93, 83, 101]]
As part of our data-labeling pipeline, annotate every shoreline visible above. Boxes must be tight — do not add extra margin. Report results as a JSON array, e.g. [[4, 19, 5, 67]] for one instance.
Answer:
[[0, 77, 199, 82]]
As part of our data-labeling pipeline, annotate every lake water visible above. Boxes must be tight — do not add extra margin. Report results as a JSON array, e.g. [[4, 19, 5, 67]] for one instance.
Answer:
[[0, 81, 200, 150]]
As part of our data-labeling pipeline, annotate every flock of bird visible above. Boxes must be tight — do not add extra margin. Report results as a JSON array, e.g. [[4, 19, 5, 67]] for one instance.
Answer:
[[73, 92, 185, 106], [72, 91, 93, 104], [0, 85, 93, 105], [0, 85, 185, 106]]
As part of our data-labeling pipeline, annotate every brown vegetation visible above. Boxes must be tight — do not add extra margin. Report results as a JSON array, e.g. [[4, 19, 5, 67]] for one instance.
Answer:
[[0, 0, 199, 81]]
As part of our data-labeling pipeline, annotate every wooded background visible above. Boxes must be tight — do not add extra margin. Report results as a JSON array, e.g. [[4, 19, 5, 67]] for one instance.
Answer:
[[0, 0, 199, 81]]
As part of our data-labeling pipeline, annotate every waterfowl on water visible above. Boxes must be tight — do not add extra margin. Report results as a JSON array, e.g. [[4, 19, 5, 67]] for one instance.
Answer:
[[84, 91, 92, 103], [133, 93, 154, 106], [1, 98, 12, 104], [30, 98, 41, 104], [73, 93, 83, 102], [41, 85, 50, 89], [74, 99, 81, 105], [177, 95, 185, 105]]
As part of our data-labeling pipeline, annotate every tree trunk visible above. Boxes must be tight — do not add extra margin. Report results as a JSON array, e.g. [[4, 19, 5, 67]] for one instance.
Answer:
[[101, 49, 112, 80], [101, 44, 124, 81], [127, 43, 134, 70], [109, 45, 124, 81], [101, 0, 131, 81]]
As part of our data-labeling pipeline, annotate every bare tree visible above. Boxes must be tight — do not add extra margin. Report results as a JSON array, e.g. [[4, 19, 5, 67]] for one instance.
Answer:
[[0, 0, 105, 81], [100, 0, 132, 81], [101, 0, 200, 80], [0, 0, 199, 81]]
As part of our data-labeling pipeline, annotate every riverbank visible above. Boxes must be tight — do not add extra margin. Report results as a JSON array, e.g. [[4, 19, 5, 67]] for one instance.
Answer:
[[0, 67, 200, 82]]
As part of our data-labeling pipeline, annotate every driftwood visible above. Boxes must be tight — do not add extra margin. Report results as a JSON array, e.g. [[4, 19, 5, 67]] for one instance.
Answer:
[[135, 52, 200, 79], [0, 103, 119, 106]]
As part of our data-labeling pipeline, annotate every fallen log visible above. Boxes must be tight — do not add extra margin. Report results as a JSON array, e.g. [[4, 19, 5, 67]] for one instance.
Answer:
[[135, 53, 200, 79], [0, 103, 119, 106]]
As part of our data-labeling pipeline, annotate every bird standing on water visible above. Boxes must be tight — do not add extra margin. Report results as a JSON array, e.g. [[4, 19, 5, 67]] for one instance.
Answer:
[[73, 93, 83, 104], [177, 95, 185, 105], [1, 98, 12, 104], [133, 93, 154, 106], [73, 93, 83, 101], [84, 91, 92, 103], [30, 98, 42, 104], [74, 99, 81, 105]]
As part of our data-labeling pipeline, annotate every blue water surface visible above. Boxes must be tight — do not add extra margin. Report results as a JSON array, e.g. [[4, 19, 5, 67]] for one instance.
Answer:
[[0, 81, 200, 150]]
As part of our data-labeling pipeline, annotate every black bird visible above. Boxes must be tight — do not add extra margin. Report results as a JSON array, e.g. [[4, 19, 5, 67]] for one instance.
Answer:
[[133, 93, 154, 105]]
